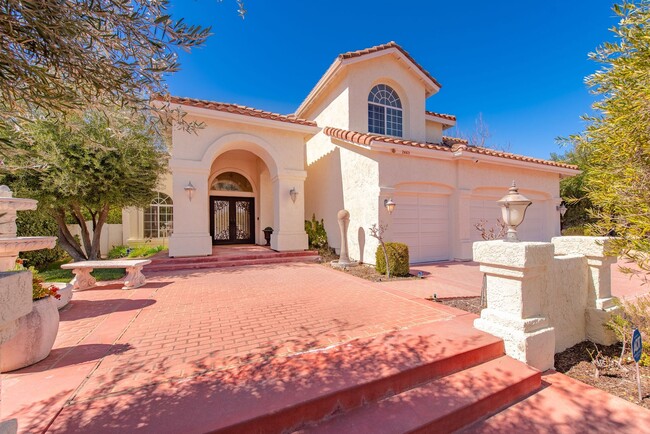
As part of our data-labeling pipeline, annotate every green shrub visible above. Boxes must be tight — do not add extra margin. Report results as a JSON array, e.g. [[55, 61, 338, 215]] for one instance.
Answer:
[[128, 245, 164, 258], [17, 209, 66, 269], [108, 244, 164, 259], [305, 214, 328, 249], [562, 226, 586, 236], [108, 245, 129, 259], [375, 242, 410, 277]]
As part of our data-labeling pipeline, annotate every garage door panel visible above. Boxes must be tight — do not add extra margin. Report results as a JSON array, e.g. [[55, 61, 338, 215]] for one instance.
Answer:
[[393, 194, 450, 263]]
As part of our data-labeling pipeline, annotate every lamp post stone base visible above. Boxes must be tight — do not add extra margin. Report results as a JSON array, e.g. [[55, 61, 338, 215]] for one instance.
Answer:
[[474, 309, 555, 371]]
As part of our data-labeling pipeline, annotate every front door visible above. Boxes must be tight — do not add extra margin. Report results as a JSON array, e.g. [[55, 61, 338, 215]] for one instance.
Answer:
[[210, 196, 255, 244]]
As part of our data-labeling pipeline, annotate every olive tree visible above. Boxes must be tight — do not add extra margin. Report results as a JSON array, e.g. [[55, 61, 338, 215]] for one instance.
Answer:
[[1, 108, 168, 260], [0, 0, 244, 153]]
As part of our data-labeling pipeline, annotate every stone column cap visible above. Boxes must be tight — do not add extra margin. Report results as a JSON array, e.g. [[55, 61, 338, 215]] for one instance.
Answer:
[[473, 240, 554, 268], [552, 236, 615, 258]]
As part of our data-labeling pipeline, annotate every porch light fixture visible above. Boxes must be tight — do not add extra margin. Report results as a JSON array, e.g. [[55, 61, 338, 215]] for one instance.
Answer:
[[557, 202, 567, 217], [289, 187, 298, 203], [497, 181, 532, 242], [184, 181, 197, 201], [384, 198, 396, 214]]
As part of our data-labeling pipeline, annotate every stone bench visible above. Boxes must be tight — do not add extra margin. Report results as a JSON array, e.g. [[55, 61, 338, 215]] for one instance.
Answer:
[[61, 259, 151, 290]]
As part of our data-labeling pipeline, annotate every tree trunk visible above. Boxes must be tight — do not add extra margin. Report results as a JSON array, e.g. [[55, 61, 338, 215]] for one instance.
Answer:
[[88, 204, 109, 260], [52, 208, 87, 261], [71, 204, 93, 257]]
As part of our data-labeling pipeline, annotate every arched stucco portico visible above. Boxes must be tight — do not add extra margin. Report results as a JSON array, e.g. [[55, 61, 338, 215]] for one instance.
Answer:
[[169, 131, 310, 257]]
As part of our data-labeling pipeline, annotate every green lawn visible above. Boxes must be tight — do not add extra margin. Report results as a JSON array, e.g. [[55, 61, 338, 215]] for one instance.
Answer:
[[38, 259, 126, 283]]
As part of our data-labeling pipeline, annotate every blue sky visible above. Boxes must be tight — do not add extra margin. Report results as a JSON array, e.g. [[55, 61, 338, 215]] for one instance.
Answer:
[[167, 0, 618, 159]]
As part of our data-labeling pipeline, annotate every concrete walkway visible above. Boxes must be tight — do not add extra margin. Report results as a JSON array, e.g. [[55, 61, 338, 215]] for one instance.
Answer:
[[398, 259, 650, 300], [2, 262, 649, 433], [2, 263, 451, 433]]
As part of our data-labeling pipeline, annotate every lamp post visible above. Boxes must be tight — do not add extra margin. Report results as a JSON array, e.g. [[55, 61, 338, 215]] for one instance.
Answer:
[[497, 181, 532, 242]]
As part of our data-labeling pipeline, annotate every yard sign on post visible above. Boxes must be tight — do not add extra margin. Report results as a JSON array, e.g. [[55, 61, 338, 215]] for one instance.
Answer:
[[632, 329, 643, 402]]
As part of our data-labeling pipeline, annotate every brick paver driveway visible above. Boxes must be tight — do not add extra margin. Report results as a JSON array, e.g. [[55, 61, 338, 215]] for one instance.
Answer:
[[2, 263, 450, 433]]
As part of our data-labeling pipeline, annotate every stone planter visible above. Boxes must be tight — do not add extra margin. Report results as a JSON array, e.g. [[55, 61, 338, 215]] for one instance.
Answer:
[[0, 296, 59, 372], [49, 282, 73, 310]]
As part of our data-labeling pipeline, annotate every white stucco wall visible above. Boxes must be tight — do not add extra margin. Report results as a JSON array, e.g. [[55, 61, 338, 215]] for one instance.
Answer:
[[425, 121, 443, 144], [346, 55, 427, 142]]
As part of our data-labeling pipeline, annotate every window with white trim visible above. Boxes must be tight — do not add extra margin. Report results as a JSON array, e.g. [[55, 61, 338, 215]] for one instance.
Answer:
[[368, 84, 403, 137], [144, 192, 173, 238]]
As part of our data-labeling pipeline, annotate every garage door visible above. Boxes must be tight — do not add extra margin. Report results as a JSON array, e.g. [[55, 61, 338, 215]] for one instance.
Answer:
[[392, 194, 450, 263], [470, 199, 547, 242]]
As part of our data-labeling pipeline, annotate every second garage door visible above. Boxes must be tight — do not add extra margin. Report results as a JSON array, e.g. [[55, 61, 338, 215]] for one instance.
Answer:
[[392, 194, 450, 263]]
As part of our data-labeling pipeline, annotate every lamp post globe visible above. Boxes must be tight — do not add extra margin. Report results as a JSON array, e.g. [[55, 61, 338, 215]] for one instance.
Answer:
[[497, 181, 532, 242]]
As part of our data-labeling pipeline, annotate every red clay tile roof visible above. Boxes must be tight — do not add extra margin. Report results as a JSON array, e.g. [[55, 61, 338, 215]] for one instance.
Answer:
[[339, 42, 442, 89], [323, 127, 450, 151], [162, 96, 317, 127], [462, 146, 578, 170], [442, 136, 469, 146], [425, 111, 457, 121], [324, 127, 578, 171]]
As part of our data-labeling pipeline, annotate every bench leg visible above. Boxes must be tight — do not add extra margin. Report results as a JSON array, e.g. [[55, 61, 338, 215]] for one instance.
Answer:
[[122, 266, 146, 289], [71, 268, 96, 290]]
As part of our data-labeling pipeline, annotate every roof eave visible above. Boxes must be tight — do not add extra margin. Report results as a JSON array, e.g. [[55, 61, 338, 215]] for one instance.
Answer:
[[171, 103, 321, 135], [453, 150, 581, 176]]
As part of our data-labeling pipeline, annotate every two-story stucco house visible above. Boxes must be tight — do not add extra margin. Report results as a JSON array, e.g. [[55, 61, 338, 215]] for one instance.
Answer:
[[121, 42, 578, 264]]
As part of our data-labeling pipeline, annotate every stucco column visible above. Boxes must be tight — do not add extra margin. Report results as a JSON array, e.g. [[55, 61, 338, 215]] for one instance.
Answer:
[[271, 171, 308, 251], [168, 164, 212, 257], [473, 240, 556, 371], [455, 189, 472, 260], [552, 236, 619, 345]]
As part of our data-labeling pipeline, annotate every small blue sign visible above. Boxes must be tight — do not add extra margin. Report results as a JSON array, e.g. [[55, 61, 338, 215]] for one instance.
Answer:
[[632, 329, 643, 363]]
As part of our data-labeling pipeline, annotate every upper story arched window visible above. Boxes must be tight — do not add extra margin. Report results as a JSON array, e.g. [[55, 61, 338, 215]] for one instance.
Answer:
[[144, 192, 173, 238], [368, 84, 403, 137]]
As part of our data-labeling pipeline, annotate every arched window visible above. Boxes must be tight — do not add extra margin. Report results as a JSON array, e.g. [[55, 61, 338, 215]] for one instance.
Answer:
[[144, 192, 173, 238], [211, 172, 253, 192], [368, 84, 403, 137]]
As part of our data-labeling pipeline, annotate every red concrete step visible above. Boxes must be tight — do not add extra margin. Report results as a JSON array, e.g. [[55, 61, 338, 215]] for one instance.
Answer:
[[296, 356, 540, 434], [459, 370, 650, 434], [143, 251, 320, 272], [203, 319, 506, 433], [149, 250, 318, 266]]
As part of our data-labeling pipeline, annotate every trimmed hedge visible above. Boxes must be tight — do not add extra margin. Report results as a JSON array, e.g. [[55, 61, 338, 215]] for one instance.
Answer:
[[375, 242, 410, 277], [17, 209, 66, 269]]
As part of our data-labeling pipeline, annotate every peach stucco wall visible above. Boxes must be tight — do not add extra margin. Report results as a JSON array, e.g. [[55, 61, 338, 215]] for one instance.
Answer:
[[166, 113, 310, 257]]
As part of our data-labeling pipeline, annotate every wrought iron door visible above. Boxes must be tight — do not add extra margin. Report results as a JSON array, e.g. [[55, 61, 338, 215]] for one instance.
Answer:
[[210, 196, 254, 244]]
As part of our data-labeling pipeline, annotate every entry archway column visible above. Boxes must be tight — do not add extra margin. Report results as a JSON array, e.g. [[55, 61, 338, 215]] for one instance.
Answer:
[[168, 161, 212, 257], [271, 170, 308, 251]]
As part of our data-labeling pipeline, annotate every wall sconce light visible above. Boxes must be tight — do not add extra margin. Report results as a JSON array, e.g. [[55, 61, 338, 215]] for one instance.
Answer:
[[184, 181, 196, 201], [384, 198, 396, 214], [556, 202, 567, 217], [289, 187, 298, 203], [497, 181, 532, 242]]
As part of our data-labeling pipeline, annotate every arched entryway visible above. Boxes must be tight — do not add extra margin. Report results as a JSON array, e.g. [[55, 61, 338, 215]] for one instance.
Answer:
[[208, 148, 274, 245]]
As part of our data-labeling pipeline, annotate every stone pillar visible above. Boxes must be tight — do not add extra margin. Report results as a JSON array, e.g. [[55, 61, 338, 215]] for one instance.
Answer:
[[271, 171, 308, 251], [473, 240, 556, 371], [168, 164, 212, 257], [552, 236, 619, 345]]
